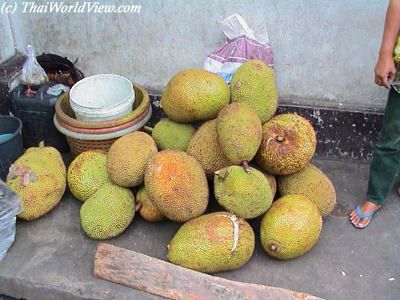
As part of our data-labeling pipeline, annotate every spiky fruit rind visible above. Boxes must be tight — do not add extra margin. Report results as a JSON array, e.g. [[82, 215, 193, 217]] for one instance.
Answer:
[[260, 195, 322, 260], [152, 119, 195, 151], [230, 59, 278, 123], [144, 150, 208, 222], [393, 36, 400, 64], [6, 146, 66, 220], [136, 186, 165, 222], [80, 182, 135, 239], [214, 166, 273, 219], [216, 103, 262, 164], [67, 150, 110, 202], [167, 212, 255, 273], [161, 68, 230, 123], [187, 119, 231, 178], [256, 113, 316, 175], [250, 163, 277, 199], [277, 163, 336, 217], [107, 131, 157, 187]]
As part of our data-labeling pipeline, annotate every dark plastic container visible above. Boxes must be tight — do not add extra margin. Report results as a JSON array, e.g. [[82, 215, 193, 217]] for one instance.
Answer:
[[11, 82, 69, 152], [0, 116, 23, 180]]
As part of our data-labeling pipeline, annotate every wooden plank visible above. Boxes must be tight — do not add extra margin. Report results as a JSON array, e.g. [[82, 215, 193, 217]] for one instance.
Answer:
[[94, 243, 324, 300]]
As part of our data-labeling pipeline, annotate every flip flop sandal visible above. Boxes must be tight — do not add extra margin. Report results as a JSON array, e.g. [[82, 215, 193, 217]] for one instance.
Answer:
[[351, 204, 381, 229]]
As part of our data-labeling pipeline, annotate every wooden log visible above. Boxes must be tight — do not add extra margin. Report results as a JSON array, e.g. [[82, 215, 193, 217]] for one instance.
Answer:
[[94, 243, 324, 300]]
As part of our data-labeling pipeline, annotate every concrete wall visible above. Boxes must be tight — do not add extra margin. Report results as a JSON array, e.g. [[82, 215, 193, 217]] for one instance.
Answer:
[[3, 0, 391, 111], [0, 14, 15, 62]]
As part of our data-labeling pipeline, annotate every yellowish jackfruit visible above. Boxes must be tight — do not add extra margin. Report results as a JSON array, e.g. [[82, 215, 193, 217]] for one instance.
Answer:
[[107, 131, 157, 187], [161, 68, 230, 123], [217, 103, 262, 166], [144, 150, 208, 222], [80, 182, 135, 239], [250, 163, 277, 199], [167, 212, 255, 273], [136, 186, 165, 222], [150, 119, 195, 151], [278, 163, 336, 217], [67, 150, 110, 202], [6, 144, 66, 220], [260, 195, 322, 260], [214, 166, 273, 219], [256, 113, 316, 175], [230, 59, 278, 123], [186, 119, 231, 178]]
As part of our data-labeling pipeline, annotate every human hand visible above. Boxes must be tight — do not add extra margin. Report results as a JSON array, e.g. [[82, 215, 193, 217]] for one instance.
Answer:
[[374, 54, 396, 88]]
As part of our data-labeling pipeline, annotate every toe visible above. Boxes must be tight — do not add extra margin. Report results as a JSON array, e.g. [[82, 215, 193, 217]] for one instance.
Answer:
[[351, 214, 360, 224], [358, 217, 369, 228], [349, 211, 358, 222]]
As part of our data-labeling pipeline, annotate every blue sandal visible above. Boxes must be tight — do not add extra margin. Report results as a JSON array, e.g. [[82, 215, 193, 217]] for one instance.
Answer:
[[352, 204, 381, 229]]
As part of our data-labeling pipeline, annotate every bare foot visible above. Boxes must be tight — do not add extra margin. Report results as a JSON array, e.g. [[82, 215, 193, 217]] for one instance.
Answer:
[[349, 201, 381, 228]]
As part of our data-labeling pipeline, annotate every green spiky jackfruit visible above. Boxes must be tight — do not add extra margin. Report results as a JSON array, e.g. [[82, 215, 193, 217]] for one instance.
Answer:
[[256, 113, 316, 175], [216, 103, 262, 165], [186, 119, 231, 178], [278, 163, 336, 217], [67, 150, 111, 202], [161, 68, 230, 123], [80, 182, 135, 239], [107, 131, 157, 187], [151, 119, 195, 151], [230, 59, 278, 124], [250, 163, 277, 199], [6, 144, 66, 220], [136, 186, 165, 222], [214, 166, 273, 219], [144, 150, 208, 222], [260, 195, 322, 260], [167, 212, 255, 273]]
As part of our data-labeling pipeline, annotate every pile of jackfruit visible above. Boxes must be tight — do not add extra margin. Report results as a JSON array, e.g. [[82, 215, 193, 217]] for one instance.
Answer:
[[7, 59, 336, 274]]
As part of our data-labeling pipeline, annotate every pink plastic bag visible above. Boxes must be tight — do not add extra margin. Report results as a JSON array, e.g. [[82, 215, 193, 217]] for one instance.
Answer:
[[204, 14, 274, 84]]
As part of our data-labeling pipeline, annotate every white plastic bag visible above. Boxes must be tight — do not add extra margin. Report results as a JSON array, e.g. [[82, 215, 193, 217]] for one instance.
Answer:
[[204, 14, 274, 84], [0, 179, 22, 261], [20, 45, 48, 86]]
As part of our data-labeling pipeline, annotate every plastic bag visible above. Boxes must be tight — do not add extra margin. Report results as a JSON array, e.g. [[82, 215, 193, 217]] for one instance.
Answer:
[[0, 179, 22, 261], [204, 14, 274, 84], [20, 45, 48, 86]]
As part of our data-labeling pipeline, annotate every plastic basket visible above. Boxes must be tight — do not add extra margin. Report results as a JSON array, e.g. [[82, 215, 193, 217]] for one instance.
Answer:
[[55, 84, 149, 129], [54, 106, 152, 157], [65, 136, 117, 156]]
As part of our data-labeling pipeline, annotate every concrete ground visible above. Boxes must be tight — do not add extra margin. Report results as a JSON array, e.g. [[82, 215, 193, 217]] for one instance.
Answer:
[[0, 158, 399, 300]]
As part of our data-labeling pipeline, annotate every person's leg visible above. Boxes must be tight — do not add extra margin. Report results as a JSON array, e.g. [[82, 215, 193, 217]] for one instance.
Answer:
[[350, 89, 400, 227]]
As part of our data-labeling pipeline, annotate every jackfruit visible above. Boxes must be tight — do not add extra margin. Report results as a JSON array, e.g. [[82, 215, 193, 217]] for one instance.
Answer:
[[144, 150, 208, 222], [216, 103, 262, 169], [149, 119, 195, 151], [394, 35, 400, 64], [161, 68, 230, 123], [80, 182, 135, 239], [6, 144, 66, 220], [167, 212, 255, 273], [250, 163, 277, 199], [278, 163, 336, 217], [230, 59, 278, 123], [67, 150, 110, 202], [136, 186, 165, 222], [186, 119, 231, 178], [260, 195, 322, 260], [107, 131, 157, 187], [214, 166, 273, 219], [256, 113, 316, 175]]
